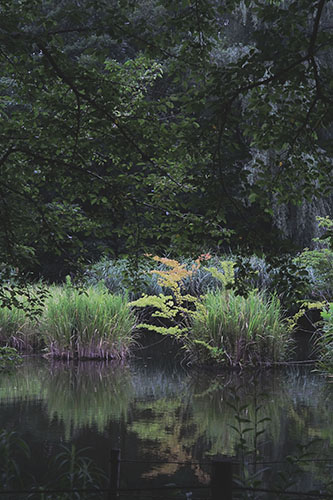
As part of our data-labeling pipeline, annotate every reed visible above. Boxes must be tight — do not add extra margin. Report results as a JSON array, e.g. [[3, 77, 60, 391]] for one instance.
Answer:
[[189, 290, 290, 367], [40, 283, 137, 360]]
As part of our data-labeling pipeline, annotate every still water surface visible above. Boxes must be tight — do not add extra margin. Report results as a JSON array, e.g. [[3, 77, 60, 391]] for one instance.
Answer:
[[1, 353, 333, 496]]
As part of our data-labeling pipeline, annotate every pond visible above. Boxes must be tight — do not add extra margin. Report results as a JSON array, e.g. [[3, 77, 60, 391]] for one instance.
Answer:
[[1, 345, 333, 498]]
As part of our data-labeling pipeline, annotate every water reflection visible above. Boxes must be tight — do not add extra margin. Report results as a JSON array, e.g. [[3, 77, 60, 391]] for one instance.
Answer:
[[1, 358, 333, 492]]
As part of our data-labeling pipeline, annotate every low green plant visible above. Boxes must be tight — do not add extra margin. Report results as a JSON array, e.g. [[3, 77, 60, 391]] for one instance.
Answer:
[[42, 444, 107, 499], [227, 384, 272, 497], [0, 346, 22, 372], [189, 289, 290, 367], [314, 302, 333, 374], [0, 430, 106, 499], [0, 429, 30, 490], [272, 440, 323, 500], [226, 384, 327, 500], [40, 278, 137, 360]]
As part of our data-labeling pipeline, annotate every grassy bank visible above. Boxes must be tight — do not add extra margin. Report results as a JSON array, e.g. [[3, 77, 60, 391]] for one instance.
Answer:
[[2, 243, 333, 368]]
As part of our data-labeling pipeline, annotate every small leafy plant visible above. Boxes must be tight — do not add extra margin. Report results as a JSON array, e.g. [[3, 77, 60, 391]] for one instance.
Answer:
[[0, 346, 22, 372], [227, 384, 271, 495], [47, 444, 106, 499], [129, 255, 205, 338], [314, 302, 333, 374], [0, 429, 30, 490]]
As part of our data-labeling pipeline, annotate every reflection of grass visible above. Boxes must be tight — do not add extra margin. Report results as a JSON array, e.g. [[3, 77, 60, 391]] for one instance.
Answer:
[[0, 359, 134, 439], [3, 359, 333, 490], [190, 376, 282, 458], [44, 361, 134, 438], [0, 359, 47, 400]]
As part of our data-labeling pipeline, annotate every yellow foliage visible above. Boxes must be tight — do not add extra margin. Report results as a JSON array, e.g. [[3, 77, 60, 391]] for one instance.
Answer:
[[205, 260, 235, 288], [129, 255, 206, 337], [149, 256, 200, 304], [286, 300, 327, 332]]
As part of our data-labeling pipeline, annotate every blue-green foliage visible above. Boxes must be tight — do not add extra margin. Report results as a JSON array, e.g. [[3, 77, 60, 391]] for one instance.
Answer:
[[83, 257, 162, 298]]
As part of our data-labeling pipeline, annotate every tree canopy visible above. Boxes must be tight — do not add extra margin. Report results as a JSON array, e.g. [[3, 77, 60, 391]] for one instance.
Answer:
[[1, 0, 333, 279]]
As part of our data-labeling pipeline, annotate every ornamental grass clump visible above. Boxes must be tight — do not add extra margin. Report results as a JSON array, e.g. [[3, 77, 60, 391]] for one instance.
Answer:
[[189, 290, 290, 367], [40, 280, 136, 360]]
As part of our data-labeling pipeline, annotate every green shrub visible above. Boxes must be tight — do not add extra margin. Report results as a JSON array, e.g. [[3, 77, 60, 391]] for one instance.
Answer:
[[295, 248, 333, 300], [0, 346, 22, 371], [189, 290, 290, 367], [0, 282, 48, 350], [315, 303, 333, 373], [40, 281, 137, 360]]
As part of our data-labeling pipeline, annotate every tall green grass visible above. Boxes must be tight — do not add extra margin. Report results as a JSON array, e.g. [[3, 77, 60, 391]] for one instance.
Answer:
[[0, 282, 137, 360], [189, 290, 290, 367], [0, 303, 38, 351], [40, 284, 137, 360]]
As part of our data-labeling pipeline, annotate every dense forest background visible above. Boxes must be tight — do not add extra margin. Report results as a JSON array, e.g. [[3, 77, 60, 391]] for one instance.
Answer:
[[1, 0, 333, 280]]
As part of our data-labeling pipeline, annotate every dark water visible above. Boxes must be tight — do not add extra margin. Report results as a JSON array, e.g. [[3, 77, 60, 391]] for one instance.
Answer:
[[1, 352, 333, 498]]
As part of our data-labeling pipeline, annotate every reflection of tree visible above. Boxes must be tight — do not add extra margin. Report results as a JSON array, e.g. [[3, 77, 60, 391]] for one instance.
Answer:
[[127, 366, 333, 489], [189, 372, 285, 459], [45, 361, 134, 438], [128, 397, 210, 484], [2, 359, 333, 490]]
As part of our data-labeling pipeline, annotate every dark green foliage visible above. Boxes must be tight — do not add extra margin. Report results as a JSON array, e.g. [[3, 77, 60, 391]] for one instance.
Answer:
[[1, 0, 333, 281], [266, 255, 310, 309], [0, 347, 22, 372], [314, 303, 333, 374], [295, 247, 333, 300]]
